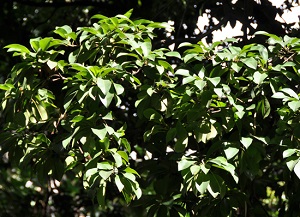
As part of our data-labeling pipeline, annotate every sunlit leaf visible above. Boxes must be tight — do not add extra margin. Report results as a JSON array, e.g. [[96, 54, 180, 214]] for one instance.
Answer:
[[115, 175, 124, 192], [4, 44, 30, 54], [283, 149, 298, 158], [91, 128, 107, 140], [178, 158, 196, 171], [241, 137, 253, 149], [253, 71, 267, 84], [224, 147, 239, 160], [243, 57, 257, 69], [97, 78, 112, 95], [207, 77, 221, 87], [294, 160, 300, 179], [288, 101, 300, 112]]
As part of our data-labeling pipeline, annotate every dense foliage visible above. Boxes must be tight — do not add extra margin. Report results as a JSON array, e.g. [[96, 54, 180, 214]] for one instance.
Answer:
[[1, 0, 300, 76], [2, 10, 300, 216]]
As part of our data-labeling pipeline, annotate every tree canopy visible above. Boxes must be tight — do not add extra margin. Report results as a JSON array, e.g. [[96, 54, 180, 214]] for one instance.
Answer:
[[1, 1, 299, 80], [1, 0, 300, 49], [1, 1, 300, 217], [0, 8, 300, 216]]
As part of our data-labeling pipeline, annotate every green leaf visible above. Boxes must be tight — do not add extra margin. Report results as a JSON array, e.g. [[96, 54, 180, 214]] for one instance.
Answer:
[[91, 128, 107, 140], [201, 124, 218, 143], [178, 42, 195, 48], [99, 92, 114, 108], [261, 96, 271, 118], [124, 167, 140, 177], [47, 60, 57, 70], [214, 88, 223, 98], [113, 152, 123, 168], [39, 37, 52, 51], [255, 31, 282, 42], [143, 108, 162, 121], [35, 104, 48, 120], [97, 184, 106, 208], [194, 80, 206, 91], [182, 76, 196, 85], [85, 168, 98, 178], [272, 92, 287, 99], [207, 77, 221, 87], [97, 162, 114, 170], [286, 156, 299, 171], [165, 51, 181, 59], [190, 165, 201, 175], [124, 9, 133, 18], [115, 175, 124, 192], [97, 78, 112, 95], [71, 115, 84, 123], [251, 45, 268, 62], [5, 44, 30, 54], [148, 22, 172, 29], [294, 160, 300, 179], [243, 57, 257, 69], [81, 27, 100, 36], [91, 14, 108, 20], [174, 122, 188, 152], [224, 147, 239, 160], [209, 156, 238, 183], [99, 170, 113, 180], [117, 151, 129, 163], [141, 41, 152, 57], [175, 69, 190, 76], [252, 135, 269, 144], [147, 205, 159, 217], [30, 38, 40, 51], [231, 62, 243, 72], [184, 53, 199, 63], [207, 173, 225, 198], [200, 164, 210, 174], [288, 101, 300, 112], [62, 127, 79, 148], [54, 25, 73, 39], [196, 173, 210, 194], [283, 149, 297, 158], [158, 60, 173, 72], [121, 138, 131, 153], [241, 137, 253, 149], [123, 172, 136, 182], [178, 158, 196, 171], [253, 71, 267, 85], [281, 88, 299, 99], [166, 128, 177, 143], [113, 83, 124, 95], [0, 83, 14, 91]]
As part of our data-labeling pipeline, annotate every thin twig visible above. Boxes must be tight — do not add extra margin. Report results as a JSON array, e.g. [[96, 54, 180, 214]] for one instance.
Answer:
[[155, 18, 228, 48], [283, 52, 296, 63], [176, 0, 189, 39]]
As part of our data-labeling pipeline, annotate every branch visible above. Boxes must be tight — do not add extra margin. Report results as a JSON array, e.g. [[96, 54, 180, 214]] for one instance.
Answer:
[[14, 0, 111, 8], [176, 0, 189, 39], [155, 18, 228, 48]]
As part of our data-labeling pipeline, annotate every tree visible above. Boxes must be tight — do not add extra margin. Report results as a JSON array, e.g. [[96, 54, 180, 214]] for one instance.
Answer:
[[2, 8, 300, 217]]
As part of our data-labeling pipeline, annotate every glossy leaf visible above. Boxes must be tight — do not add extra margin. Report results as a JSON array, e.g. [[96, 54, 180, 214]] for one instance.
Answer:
[[91, 128, 107, 140], [253, 71, 267, 85], [241, 137, 253, 149]]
